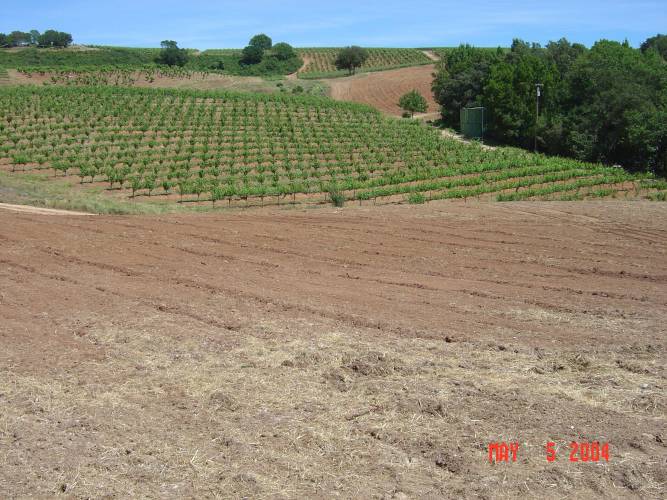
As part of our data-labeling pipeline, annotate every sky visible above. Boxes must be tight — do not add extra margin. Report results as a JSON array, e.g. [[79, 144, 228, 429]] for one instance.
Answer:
[[3, 1, 666, 49]]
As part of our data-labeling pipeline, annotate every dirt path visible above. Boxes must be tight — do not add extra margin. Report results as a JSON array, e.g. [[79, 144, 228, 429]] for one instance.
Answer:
[[421, 49, 440, 62], [287, 55, 312, 80], [1, 201, 665, 497], [328, 64, 438, 116], [0, 202, 94, 216]]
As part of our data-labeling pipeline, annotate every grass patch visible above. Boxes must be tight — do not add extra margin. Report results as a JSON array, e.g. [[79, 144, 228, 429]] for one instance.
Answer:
[[0, 170, 180, 214]]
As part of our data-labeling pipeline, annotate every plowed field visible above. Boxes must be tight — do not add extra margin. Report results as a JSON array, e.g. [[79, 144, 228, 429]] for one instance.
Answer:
[[329, 64, 439, 116], [1, 201, 665, 497]]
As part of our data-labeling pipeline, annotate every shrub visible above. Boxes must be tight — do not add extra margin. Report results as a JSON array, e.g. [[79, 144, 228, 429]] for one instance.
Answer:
[[407, 192, 427, 204], [328, 187, 346, 207]]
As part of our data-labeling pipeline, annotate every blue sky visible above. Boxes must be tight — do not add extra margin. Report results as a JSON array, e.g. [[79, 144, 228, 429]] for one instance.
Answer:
[[3, 1, 666, 49]]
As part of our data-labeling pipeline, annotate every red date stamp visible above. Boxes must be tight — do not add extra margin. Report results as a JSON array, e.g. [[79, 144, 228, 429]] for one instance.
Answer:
[[489, 442, 610, 463]]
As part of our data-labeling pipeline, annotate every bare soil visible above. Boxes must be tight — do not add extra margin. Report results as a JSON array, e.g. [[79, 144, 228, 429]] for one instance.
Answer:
[[329, 65, 439, 116], [0, 201, 665, 498]]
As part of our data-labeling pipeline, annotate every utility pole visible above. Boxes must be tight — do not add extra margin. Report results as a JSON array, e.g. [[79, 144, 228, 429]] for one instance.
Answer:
[[535, 83, 543, 153]]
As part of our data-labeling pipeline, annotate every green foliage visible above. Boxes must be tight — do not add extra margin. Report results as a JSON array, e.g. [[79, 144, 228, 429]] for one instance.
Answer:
[[8, 31, 32, 47], [432, 45, 503, 126], [328, 187, 346, 207], [398, 90, 428, 117], [157, 40, 189, 67], [38, 30, 73, 48], [249, 34, 272, 51], [640, 34, 667, 60], [0, 29, 72, 48], [335, 46, 369, 75], [433, 37, 667, 176], [0, 46, 161, 68], [272, 42, 296, 61], [407, 192, 426, 204], [241, 45, 264, 65]]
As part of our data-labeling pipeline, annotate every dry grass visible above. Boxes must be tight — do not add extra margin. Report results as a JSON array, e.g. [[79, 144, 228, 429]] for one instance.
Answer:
[[1, 311, 664, 497]]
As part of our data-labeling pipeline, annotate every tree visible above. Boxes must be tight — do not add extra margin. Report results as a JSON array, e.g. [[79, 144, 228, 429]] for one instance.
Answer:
[[241, 44, 263, 65], [0, 33, 7, 47], [272, 42, 295, 61], [38, 30, 73, 48], [641, 34, 667, 60], [55, 31, 73, 47], [483, 40, 559, 148], [335, 46, 369, 75], [8, 31, 31, 47], [564, 40, 667, 173], [399, 90, 428, 117], [432, 45, 501, 126], [29, 30, 40, 45], [156, 40, 189, 66], [249, 34, 272, 51]]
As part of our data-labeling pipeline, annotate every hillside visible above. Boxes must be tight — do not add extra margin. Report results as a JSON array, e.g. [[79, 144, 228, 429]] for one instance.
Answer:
[[328, 64, 439, 116], [0, 85, 662, 212], [0, 45, 302, 77], [297, 48, 433, 78]]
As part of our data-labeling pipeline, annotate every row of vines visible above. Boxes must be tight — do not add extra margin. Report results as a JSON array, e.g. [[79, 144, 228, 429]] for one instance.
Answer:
[[297, 48, 432, 77], [0, 86, 661, 208], [16, 65, 212, 86]]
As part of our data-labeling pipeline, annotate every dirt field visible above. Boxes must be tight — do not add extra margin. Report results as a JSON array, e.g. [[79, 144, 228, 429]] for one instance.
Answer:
[[0, 201, 665, 498], [328, 65, 439, 116]]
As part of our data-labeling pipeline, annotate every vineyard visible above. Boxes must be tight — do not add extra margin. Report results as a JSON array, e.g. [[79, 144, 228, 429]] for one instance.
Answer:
[[297, 48, 433, 78], [0, 68, 9, 86], [0, 46, 162, 68], [15, 65, 208, 86], [0, 85, 662, 210], [15, 65, 211, 86]]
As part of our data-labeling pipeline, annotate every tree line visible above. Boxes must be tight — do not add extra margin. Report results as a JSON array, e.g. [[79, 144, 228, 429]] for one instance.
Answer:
[[157, 34, 301, 76], [433, 35, 667, 176], [0, 30, 73, 48]]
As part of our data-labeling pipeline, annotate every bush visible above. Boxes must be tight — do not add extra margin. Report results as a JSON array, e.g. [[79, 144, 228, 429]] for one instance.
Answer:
[[399, 90, 428, 117], [407, 192, 427, 204], [328, 188, 346, 207]]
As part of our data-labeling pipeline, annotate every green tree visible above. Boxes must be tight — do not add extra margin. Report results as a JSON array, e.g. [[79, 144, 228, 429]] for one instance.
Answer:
[[335, 46, 369, 75], [29, 30, 40, 45], [641, 34, 667, 60], [0, 33, 7, 47], [564, 40, 667, 174], [249, 33, 272, 51], [272, 42, 296, 61], [398, 90, 428, 117], [483, 41, 559, 148], [8, 31, 31, 47], [241, 44, 264, 65], [156, 40, 189, 66], [432, 45, 501, 126], [38, 30, 73, 48]]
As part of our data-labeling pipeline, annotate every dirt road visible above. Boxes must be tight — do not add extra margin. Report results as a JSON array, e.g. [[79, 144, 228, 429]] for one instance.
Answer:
[[1, 201, 665, 497], [0, 202, 94, 216]]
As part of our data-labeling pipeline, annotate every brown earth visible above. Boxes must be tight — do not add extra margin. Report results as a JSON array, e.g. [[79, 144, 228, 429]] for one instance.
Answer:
[[0, 201, 665, 498], [328, 64, 439, 116]]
